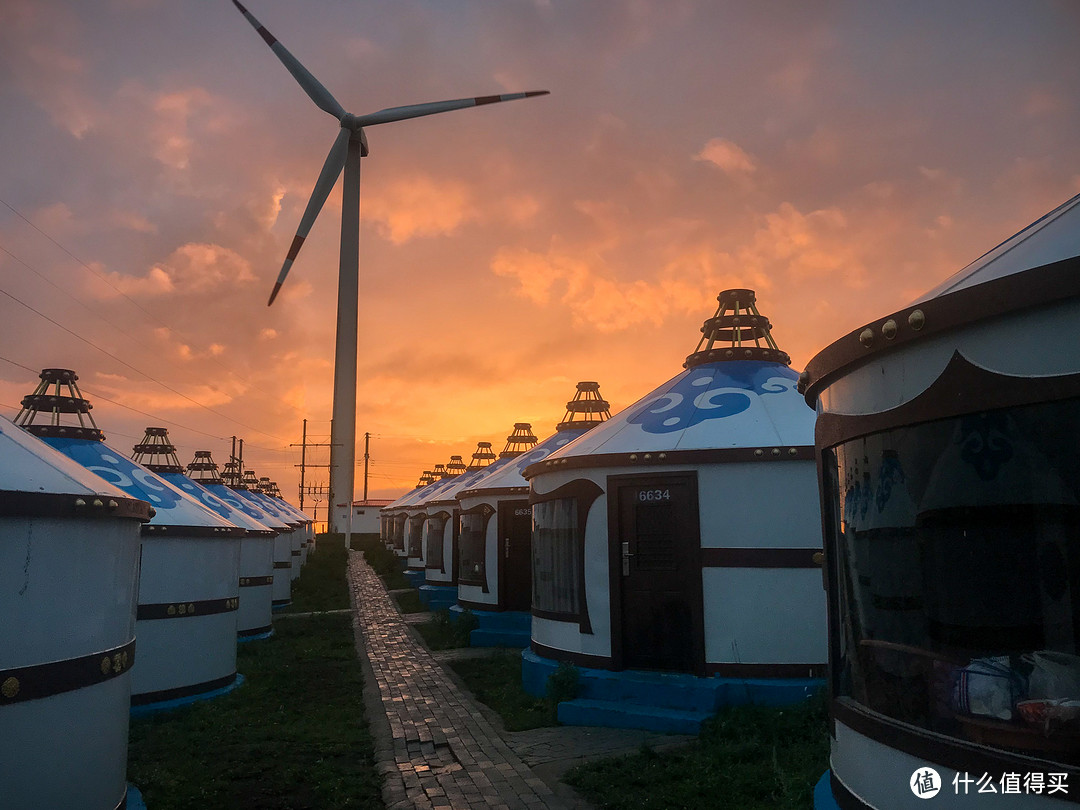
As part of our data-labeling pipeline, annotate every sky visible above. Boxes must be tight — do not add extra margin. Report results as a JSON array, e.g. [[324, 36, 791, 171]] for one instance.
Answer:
[[1, 0, 1079, 511]]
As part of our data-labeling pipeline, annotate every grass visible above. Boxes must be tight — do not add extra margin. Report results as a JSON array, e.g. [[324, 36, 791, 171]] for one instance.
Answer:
[[563, 691, 829, 810], [447, 651, 558, 731], [281, 535, 350, 613], [394, 589, 427, 614], [412, 608, 478, 650], [127, 612, 381, 809]]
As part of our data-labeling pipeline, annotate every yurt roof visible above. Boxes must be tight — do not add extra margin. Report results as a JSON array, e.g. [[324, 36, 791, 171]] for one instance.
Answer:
[[466, 382, 612, 494], [0, 414, 152, 521], [188, 451, 282, 530], [527, 293, 814, 477], [799, 192, 1080, 404], [426, 442, 500, 505]]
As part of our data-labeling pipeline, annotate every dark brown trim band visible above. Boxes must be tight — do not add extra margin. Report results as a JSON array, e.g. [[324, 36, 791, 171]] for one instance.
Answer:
[[130, 672, 238, 706], [816, 351, 1080, 449], [419, 580, 455, 587], [532, 607, 580, 623], [142, 524, 245, 538], [272, 598, 291, 607], [273, 561, 292, 569], [833, 699, 1080, 803], [530, 640, 612, 670], [705, 662, 827, 678], [0, 637, 136, 705], [458, 485, 528, 499], [137, 596, 239, 620], [239, 575, 274, 587], [701, 547, 824, 568], [524, 446, 813, 480], [0, 491, 152, 521], [290, 550, 301, 556], [801, 254, 1080, 405], [830, 772, 870, 810]]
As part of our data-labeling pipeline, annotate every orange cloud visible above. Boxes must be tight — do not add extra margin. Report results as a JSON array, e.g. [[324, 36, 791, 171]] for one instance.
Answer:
[[696, 138, 758, 175], [364, 174, 477, 244]]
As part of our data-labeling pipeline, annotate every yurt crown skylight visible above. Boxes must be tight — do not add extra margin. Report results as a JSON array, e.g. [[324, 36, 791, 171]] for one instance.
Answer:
[[556, 381, 612, 431], [187, 450, 224, 485], [685, 288, 791, 368], [468, 441, 497, 469], [14, 368, 105, 441], [445, 455, 467, 476], [131, 427, 184, 474], [501, 423, 538, 457]]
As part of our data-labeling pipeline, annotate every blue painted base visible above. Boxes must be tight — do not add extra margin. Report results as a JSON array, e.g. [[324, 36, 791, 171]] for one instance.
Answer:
[[403, 569, 427, 588], [418, 584, 458, 611], [814, 772, 841, 810], [127, 784, 148, 810], [238, 628, 275, 643], [130, 673, 245, 717], [522, 649, 825, 734], [448, 605, 531, 647]]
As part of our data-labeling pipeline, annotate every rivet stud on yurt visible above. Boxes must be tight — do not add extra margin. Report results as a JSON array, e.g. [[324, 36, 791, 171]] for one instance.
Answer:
[[221, 460, 296, 610], [414, 442, 498, 611], [454, 386, 609, 647], [801, 193, 1080, 810], [13, 369, 246, 710], [522, 292, 826, 734], [186, 450, 279, 640], [0, 414, 152, 810]]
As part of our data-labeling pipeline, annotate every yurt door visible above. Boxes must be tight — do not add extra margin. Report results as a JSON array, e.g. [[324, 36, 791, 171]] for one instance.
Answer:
[[499, 499, 534, 611], [612, 473, 704, 674]]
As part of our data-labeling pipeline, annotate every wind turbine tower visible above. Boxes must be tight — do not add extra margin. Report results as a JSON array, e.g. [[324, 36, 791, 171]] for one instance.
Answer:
[[232, 1, 548, 533]]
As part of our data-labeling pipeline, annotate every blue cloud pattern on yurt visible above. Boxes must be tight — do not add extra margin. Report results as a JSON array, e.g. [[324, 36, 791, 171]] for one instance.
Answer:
[[46, 437, 183, 508], [627, 361, 799, 434]]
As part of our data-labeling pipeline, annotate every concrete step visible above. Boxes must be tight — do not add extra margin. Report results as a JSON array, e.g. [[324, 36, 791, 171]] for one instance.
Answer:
[[557, 698, 712, 735]]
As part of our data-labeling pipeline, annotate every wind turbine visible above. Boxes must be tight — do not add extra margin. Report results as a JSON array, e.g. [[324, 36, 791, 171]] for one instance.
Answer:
[[231, 1, 548, 534]]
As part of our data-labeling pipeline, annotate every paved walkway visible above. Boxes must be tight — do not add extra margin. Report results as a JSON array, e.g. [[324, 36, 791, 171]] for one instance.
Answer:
[[348, 551, 693, 809], [350, 552, 574, 809]]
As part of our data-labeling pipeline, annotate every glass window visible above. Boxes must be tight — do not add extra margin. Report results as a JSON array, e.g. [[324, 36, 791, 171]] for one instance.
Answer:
[[458, 512, 487, 586], [407, 515, 425, 558], [425, 514, 447, 570], [532, 497, 580, 615], [827, 398, 1080, 764], [392, 514, 406, 550]]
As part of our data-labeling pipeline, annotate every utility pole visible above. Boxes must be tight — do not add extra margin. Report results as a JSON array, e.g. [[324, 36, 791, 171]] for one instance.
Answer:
[[298, 419, 307, 512], [291, 420, 333, 531], [363, 431, 370, 500]]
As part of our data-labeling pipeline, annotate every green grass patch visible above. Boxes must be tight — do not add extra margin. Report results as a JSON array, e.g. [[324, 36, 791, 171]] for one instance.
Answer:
[[351, 534, 411, 590], [413, 608, 478, 650], [393, 589, 426, 614], [447, 651, 557, 731], [128, 613, 381, 809], [280, 535, 349, 613], [563, 691, 829, 810]]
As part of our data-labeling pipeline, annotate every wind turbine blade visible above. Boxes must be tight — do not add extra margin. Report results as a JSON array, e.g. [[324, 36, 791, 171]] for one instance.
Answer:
[[267, 127, 351, 306], [231, 1, 346, 121], [355, 91, 549, 127]]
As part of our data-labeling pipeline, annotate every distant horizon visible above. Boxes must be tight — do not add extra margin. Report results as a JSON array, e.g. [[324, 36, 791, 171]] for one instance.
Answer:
[[2, 0, 1078, 502]]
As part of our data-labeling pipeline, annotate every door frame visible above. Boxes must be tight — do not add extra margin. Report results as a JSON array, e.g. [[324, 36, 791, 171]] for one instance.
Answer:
[[497, 498, 531, 611], [606, 471, 705, 675]]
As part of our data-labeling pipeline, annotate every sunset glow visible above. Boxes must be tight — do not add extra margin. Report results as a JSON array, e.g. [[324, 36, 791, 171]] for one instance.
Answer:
[[2, 1, 1079, 507]]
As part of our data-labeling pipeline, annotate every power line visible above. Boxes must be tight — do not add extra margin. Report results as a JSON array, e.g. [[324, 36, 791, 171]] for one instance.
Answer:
[[0, 197, 307, 419]]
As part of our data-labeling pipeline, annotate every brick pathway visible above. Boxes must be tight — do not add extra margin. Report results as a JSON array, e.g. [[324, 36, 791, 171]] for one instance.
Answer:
[[349, 552, 573, 809]]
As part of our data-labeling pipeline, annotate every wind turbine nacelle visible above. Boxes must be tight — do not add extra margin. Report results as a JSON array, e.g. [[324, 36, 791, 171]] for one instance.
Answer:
[[339, 116, 370, 156]]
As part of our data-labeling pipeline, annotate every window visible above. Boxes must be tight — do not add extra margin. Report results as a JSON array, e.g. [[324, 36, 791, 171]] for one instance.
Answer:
[[458, 511, 488, 587], [532, 497, 581, 615], [827, 397, 1080, 764], [407, 515, 425, 558], [425, 513, 448, 571], [392, 514, 407, 550]]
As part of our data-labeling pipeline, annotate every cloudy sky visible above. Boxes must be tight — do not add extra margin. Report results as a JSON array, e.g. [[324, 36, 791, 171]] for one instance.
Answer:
[[1, 0, 1079, 507]]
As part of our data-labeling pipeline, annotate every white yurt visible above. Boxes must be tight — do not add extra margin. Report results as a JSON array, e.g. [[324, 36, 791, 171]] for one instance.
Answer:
[[454, 386, 610, 647], [383, 470, 434, 558], [129, 429, 276, 644], [522, 291, 827, 733], [187, 451, 280, 640], [0, 414, 151, 810], [801, 194, 1080, 810], [260, 477, 314, 564], [222, 461, 295, 610], [14, 369, 244, 710], [415, 442, 498, 611], [402, 461, 456, 587], [247, 470, 302, 580]]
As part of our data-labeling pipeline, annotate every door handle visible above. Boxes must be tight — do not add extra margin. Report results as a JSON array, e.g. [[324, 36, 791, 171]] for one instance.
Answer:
[[621, 541, 633, 575]]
